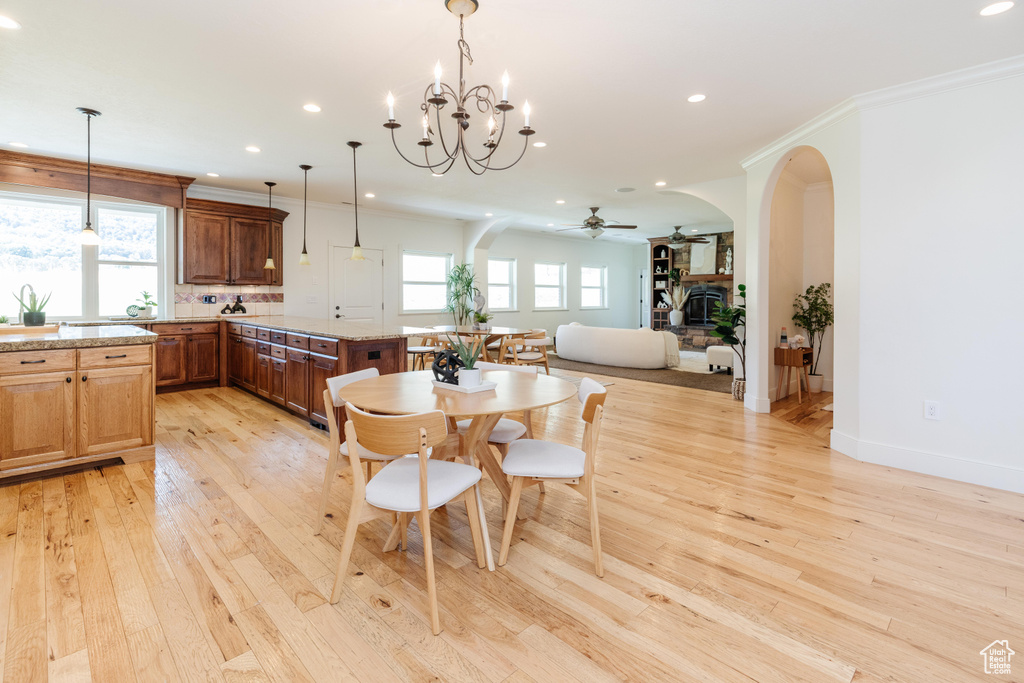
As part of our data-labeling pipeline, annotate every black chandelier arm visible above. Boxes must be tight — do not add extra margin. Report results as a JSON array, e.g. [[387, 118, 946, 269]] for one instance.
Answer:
[[388, 126, 461, 171], [460, 107, 509, 165], [463, 131, 531, 172]]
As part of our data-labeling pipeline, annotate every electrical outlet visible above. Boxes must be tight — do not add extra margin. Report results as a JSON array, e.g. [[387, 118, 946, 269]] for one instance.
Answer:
[[312, 276, 319, 286], [202, 294, 216, 304], [924, 400, 941, 420], [306, 295, 318, 304]]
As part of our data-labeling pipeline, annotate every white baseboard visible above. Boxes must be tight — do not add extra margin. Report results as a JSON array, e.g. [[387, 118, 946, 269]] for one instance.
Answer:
[[831, 431, 1024, 494], [745, 394, 770, 413]]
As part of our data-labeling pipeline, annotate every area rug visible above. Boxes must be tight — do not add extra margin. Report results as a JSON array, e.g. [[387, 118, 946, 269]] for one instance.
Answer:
[[547, 354, 732, 393]]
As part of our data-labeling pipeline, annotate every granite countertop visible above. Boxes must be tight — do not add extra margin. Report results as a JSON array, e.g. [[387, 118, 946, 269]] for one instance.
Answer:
[[69, 315, 422, 341], [0, 324, 157, 352]]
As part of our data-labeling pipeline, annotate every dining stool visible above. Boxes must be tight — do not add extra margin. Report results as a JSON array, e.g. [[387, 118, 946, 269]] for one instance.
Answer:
[[330, 404, 490, 635], [408, 334, 438, 371], [503, 331, 551, 374], [497, 377, 607, 576]]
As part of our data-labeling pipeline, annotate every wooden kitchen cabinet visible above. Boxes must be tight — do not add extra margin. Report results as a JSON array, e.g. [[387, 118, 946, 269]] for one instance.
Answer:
[[227, 335, 245, 385], [270, 356, 287, 406], [256, 353, 272, 399], [285, 349, 310, 416], [187, 334, 219, 383], [227, 335, 257, 391], [182, 198, 288, 286], [309, 353, 339, 426], [78, 365, 153, 457], [152, 324, 218, 391], [0, 370, 76, 470], [154, 335, 187, 386]]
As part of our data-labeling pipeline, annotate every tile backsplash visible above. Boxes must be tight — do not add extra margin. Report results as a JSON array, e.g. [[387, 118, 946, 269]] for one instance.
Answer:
[[173, 284, 284, 318]]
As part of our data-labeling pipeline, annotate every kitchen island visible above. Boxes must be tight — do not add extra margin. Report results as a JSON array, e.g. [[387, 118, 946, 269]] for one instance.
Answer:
[[0, 324, 157, 478]]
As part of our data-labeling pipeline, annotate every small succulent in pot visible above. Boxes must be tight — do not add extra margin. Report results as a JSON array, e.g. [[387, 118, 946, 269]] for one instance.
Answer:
[[13, 290, 51, 327], [137, 291, 158, 318], [445, 334, 486, 387]]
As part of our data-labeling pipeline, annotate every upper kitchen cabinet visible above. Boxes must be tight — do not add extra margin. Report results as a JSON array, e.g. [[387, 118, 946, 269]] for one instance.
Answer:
[[181, 198, 288, 286]]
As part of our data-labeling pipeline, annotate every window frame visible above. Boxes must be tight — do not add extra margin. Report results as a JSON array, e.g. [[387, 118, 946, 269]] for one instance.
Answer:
[[580, 264, 608, 310], [487, 257, 517, 312], [0, 188, 167, 321], [400, 250, 454, 314], [533, 261, 567, 311]]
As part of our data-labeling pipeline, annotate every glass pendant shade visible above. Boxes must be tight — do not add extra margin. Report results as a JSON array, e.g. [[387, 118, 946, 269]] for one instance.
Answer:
[[351, 245, 365, 261], [264, 256, 276, 269], [298, 250, 311, 266], [80, 225, 100, 245]]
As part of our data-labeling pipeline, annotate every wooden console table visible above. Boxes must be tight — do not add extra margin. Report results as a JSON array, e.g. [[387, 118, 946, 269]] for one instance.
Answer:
[[774, 347, 813, 403]]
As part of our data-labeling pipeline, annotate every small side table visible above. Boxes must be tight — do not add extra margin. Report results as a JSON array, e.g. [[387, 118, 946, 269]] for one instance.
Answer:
[[774, 347, 813, 403]]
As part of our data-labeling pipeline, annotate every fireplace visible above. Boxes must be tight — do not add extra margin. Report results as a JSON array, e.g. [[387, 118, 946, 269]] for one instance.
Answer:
[[685, 284, 728, 326]]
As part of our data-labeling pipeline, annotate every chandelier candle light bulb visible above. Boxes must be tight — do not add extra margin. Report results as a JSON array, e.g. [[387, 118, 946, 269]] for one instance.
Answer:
[[523, 101, 531, 127], [434, 61, 442, 95], [387, 92, 395, 120]]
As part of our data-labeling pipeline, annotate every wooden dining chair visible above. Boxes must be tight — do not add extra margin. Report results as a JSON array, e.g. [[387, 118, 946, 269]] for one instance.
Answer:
[[454, 361, 536, 457], [497, 377, 607, 576], [316, 369, 408, 534], [408, 334, 438, 371], [503, 330, 551, 374], [330, 404, 490, 635]]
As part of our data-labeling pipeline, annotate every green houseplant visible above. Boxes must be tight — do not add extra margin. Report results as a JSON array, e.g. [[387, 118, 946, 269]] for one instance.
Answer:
[[137, 291, 158, 318], [709, 283, 747, 400], [792, 282, 834, 393], [13, 289, 52, 327], [473, 311, 493, 330], [445, 263, 478, 327], [446, 333, 486, 387]]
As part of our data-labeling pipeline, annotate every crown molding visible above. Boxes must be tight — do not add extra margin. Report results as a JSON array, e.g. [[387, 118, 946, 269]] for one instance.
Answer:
[[741, 54, 1024, 171]]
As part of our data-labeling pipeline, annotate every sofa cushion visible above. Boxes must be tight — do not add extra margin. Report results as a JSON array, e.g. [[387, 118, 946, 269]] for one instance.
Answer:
[[555, 324, 679, 369]]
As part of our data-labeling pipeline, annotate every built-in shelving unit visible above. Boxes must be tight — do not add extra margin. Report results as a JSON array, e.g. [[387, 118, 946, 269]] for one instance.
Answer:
[[650, 241, 672, 330]]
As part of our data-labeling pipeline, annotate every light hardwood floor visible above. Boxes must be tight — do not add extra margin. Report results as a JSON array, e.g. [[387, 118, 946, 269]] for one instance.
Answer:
[[1, 371, 1022, 681]]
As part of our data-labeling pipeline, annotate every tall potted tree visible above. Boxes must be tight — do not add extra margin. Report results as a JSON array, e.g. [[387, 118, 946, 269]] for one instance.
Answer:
[[792, 283, 834, 393], [445, 263, 478, 327], [709, 284, 747, 400]]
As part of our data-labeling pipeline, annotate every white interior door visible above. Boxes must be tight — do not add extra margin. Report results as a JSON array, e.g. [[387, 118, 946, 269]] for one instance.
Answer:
[[330, 246, 383, 324]]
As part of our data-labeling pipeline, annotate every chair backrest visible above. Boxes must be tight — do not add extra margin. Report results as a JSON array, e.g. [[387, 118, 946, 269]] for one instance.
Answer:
[[420, 334, 438, 346], [476, 361, 537, 373], [344, 403, 448, 457], [325, 367, 380, 407], [576, 377, 607, 477]]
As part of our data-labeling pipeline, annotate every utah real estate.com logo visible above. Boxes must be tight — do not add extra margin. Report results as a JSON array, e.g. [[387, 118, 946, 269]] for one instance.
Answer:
[[980, 640, 1014, 675]]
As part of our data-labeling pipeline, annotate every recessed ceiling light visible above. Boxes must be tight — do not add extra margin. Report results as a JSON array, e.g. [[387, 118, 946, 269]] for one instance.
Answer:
[[616, 187, 635, 193], [532, 142, 547, 148], [9, 142, 28, 148], [303, 103, 322, 112], [555, 199, 565, 204], [364, 193, 375, 198], [980, 1, 1014, 14], [485, 212, 493, 217], [687, 94, 706, 103], [245, 146, 261, 153], [206, 172, 220, 177], [0, 15, 21, 29], [546, 223, 554, 227], [655, 181, 667, 187], [691, 229, 699, 233]]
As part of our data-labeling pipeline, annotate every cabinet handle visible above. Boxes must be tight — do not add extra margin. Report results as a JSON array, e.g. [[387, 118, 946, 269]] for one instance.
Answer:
[[317, 343, 327, 348], [181, 327, 193, 331], [81, 375, 88, 382], [66, 377, 72, 383], [20, 359, 46, 364], [105, 354, 127, 359]]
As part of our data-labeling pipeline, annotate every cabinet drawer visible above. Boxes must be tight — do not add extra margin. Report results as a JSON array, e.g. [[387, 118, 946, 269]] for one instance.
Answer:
[[257, 342, 271, 356], [286, 333, 309, 350], [79, 345, 153, 369], [257, 328, 271, 341], [309, 337, 338, 357], [152, 322, 220, 336], [227, 322, 243, 336], [0, 349, 76, 375], [241, 325, 258, 339], [269, 330, 287, 344], [270, 344, 287, 360]]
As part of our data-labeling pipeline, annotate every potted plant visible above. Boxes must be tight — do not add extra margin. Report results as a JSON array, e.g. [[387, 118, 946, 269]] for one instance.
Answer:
[[473, 311, 493, 331], [0, 314, 8, 326], [446, 334, 486, 387], [445, 263, 479, 327], [14, 289, 52, 327], [661, 285, 690, 327], [709, 284, 747, 400], [137, 291, 158, 318], [792, 282, 834, 393]]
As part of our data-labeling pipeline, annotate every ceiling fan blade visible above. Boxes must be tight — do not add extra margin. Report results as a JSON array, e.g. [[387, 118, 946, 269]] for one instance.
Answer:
[[686, 237, 710, 243], [605, 225, 637, 230], [555, 227, 581, 232]]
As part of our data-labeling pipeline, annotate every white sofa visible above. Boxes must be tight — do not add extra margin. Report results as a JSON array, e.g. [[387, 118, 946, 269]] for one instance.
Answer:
[[555, 324, 679, 370]]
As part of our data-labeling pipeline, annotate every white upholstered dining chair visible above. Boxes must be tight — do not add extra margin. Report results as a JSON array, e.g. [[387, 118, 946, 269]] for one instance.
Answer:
[[497, 377, 607, 576]]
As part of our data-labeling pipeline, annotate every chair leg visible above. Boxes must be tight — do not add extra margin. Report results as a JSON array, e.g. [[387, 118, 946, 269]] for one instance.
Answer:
[[417, 510, 441, 635], [463, 487, 487, 569], [383, 512, 410, 552], [330, 497, 363, 603], [498, 476, 525, 566], [315, 448, 340, 535], [543, 358, 550, 375], [587, 485, 604, 578], [537, 481, 546, 494], [365, 460, 372, 482]]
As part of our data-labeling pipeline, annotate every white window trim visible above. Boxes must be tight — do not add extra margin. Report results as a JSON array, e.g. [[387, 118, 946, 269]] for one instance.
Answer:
[[400, 250, 453, 314], [0, 187, 168, 321], [533, 261, 566, 310], [487, 257, 517, 312], [580, 264, 609, 310]]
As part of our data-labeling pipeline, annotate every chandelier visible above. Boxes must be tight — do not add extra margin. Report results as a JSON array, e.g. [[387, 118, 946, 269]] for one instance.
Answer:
[[383, 0, 535, 175]]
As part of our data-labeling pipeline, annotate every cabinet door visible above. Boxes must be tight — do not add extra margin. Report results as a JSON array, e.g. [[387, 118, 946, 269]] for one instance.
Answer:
[[270, 357, 287, 406], [270, 220, 284, 287], [227, 335, 245, 385], [78, 366, 153, 457], [0, 371, 76, 470], [154, 335, 187, 386], [255, 354, 271, 399], [187, 334, 219, 383], [285, 350, 310, 416], [184, 212, 231, 284], [241, 339, 257, 391], [309, 353, 338, 427], [230, 218, 271, 285]]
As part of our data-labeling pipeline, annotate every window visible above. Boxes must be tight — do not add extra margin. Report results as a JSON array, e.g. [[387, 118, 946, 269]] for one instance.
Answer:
[[0, 192, 163, 320], [534, 262, 566, 309], [580, 265, 607, 308], [487, 258, 516, 311], [402, 251, 452, 312]]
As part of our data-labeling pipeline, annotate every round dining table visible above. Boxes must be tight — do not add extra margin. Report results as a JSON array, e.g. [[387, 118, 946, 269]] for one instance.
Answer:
[[429, 325, 535, 362], [336, 369, 578, 569]]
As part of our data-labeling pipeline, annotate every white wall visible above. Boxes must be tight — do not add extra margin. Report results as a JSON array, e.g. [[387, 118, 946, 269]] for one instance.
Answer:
[[768, 172, 806, 396], [802, 182, 835, 385], [744, 58, 1024, 493], [487, 228, 645, 332]]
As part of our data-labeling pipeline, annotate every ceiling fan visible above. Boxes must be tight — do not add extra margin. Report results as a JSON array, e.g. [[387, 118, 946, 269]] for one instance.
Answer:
[[556, 207, 637, 239], [665, 225, 710, 249]]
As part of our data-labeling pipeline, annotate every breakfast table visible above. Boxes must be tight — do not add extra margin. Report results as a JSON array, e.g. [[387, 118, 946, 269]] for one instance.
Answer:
[[429, 325, 535, 362], [336, 368, 578, 569]]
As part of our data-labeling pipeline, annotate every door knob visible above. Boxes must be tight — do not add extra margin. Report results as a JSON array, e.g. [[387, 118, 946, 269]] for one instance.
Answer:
[[335, 314, 341, 318], [335, 306, 340, 310]]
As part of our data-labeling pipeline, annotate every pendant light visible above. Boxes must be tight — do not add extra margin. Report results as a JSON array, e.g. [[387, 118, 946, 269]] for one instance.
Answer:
[[76, 107, 102, 245], [298, 164, 312, 266], [348, 141, 366, 261], [263, 181, 276, 270]]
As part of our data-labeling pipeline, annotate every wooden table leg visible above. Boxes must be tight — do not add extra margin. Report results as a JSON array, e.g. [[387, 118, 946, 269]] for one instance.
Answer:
[[795, 365, 802, 403], [776, 366, 784, 401]]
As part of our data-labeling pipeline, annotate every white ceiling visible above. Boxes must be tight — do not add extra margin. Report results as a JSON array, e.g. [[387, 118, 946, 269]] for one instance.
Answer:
[[1, 0, 1021, 242]]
